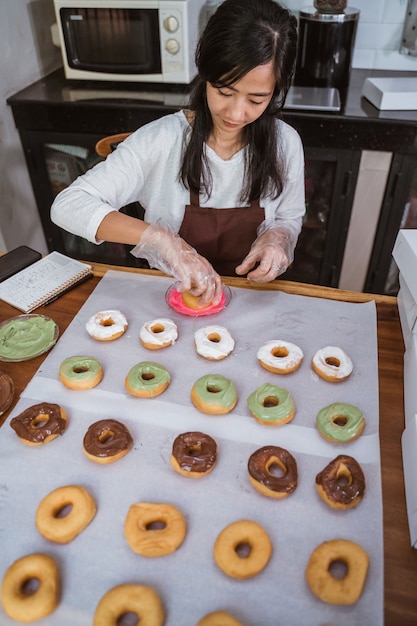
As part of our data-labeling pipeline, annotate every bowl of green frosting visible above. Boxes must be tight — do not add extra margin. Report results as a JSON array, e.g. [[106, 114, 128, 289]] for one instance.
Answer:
[[0, 314, 59, 361]]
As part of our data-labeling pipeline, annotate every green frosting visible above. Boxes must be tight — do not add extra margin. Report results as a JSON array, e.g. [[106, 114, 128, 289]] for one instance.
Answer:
[[193, 374, 237, 409], [247, 383, 294, 423], [127, 361, 170, 396], [59, 356, 102, 381], [316, 402, 364, 442], [0, 316, 56, 360]]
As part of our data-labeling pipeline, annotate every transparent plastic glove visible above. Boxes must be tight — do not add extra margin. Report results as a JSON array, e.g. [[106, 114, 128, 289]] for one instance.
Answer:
[[235, 225, 296, 282], [131, 221, 223, 305]]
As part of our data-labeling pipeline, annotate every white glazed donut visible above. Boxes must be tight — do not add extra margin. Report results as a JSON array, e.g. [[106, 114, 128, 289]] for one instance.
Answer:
[[194, 325, 235, 361], [312, 346, 353, 382], [139, 318, 178, 350], [257, 340, 303, 374], [86, 310, 128, 341]]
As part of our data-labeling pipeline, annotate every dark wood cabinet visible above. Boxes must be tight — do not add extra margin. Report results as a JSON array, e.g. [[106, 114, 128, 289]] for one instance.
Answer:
[[16, 125, 361, 286], [8, 68, 417, 291]]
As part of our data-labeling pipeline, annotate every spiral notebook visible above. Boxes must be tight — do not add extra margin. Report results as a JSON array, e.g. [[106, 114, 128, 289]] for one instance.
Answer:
[[0, 251, 92, 313]]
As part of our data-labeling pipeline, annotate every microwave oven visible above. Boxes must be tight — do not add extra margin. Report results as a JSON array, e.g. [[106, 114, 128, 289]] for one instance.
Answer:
[[53, 0, 207, 84]]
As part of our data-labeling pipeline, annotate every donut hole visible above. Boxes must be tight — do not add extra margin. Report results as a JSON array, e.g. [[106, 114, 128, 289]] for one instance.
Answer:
[[328, 558, 348, 580], [207, 385, 221, 394], [332, 415, 348, 427], [151, 323, 165, 334], [235, 540, 253, 559], [271, 347, 289, 359], [263, 395, 279, 409], [72, 365, 90, 374], [207, 332, 221, 344], [30, 413, 50, 429], [116, 613, 139, 626], [54, 503, 73, 519], [141, 372, 155, 382], [99, 429, 115, 444], [100, 317, 114, 327], [186, 444, 202, 457], [266, 457, 286, 478], [145, 519, 167, 531], [325, 356, 341, 368], [21, 576, 41, 596], [336, 464, 352, 487]]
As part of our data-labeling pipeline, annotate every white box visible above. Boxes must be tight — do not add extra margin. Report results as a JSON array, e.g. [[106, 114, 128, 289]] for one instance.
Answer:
[[404, 333, 417, 427], [402, 415, 417, 547], [392, 230, 417, 302], [397, 274, 417, 347], [362, 77, 417, 111]]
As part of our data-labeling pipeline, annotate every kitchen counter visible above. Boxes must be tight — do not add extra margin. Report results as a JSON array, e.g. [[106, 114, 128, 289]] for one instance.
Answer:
[[7, 67, 417, 153], [0, 264, 415, 625]]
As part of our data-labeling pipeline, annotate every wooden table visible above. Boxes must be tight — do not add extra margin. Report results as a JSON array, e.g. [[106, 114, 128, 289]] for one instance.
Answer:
[[0, 264, 415, 625]]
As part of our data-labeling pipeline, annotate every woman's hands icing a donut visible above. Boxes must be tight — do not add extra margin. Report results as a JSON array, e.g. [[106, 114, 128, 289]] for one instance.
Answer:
[[131, 221, 223, 307], [236, 225, 295, 282], [132, 220, 297, 295]]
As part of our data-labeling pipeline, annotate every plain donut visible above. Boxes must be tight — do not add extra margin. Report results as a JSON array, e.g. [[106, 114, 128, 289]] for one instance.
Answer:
[[36, 485, 96, 543], [213, 519, 272, 579], [124, 502, 187, 557], [306, 539, 369, 605], [93, 584, 164, 626], [196, 610, 245, 626], [1, 553, 60, 622]]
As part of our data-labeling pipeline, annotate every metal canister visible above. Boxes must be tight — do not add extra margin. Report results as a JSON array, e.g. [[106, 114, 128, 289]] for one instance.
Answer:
[[294, 6, 360, 90]]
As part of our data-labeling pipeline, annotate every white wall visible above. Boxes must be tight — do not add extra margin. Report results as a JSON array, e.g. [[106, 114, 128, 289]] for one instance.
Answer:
[[284, 0, 417, 72], [0, 0, 61, 254]]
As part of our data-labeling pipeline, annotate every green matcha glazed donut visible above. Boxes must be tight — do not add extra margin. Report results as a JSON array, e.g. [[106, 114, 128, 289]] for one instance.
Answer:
[[247, 382, 295, 425], [125, 361, 170, 398], [191, 374, 237, 414], [59, 356, 103, 390], [316, 403, 365, 443]]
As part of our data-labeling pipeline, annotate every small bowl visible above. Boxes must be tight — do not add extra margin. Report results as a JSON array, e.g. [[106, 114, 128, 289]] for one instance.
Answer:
[[165, 284, 232, 317], [0, 314, 59, 362]]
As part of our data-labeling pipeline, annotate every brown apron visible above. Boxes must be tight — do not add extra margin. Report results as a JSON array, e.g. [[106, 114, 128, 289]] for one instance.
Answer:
[[179, 190, 265, 276]]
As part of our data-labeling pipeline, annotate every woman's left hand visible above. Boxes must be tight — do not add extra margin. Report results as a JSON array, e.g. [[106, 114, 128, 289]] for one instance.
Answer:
[[235, 227, 295, 282]]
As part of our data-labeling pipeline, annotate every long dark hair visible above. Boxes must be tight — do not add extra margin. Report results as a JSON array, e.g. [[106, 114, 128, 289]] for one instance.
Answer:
[[180, 0, 298, 202]]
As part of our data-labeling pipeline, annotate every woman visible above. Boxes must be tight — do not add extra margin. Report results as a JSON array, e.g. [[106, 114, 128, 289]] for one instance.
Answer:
[[51, 0, 305, 306]]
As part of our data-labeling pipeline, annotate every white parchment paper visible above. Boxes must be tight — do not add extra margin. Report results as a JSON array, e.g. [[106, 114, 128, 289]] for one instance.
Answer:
[[0, 271, 383, 625]]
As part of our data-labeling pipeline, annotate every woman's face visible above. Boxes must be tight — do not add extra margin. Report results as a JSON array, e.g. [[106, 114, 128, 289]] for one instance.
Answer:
[[206, 61, 276, 139]]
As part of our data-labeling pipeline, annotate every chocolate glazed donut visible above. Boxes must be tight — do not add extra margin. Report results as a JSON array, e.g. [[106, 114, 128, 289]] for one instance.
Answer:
[[10, 403, 68, 444], [315, 454, 365, 509], [0, 371, 14, 415], [83, 419, 133, 463], [248, 445, 298, 498], [171, 431, 217, 477]]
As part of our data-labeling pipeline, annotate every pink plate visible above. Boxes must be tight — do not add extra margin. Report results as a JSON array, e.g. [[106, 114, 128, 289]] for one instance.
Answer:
[[165, 285, 232, 317]]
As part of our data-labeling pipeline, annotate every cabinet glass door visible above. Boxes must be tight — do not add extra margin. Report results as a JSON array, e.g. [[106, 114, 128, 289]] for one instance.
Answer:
[[23, 130, 145, 267], [44, 141, 137, 265], [283, 147, 361, 287]]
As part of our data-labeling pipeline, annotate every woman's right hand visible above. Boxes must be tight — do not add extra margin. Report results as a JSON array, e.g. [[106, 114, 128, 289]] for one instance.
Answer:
[[131, 221, 223, 306]]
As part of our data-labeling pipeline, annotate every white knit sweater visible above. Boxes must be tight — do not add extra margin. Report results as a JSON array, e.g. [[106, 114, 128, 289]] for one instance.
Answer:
[[51, 110, 306, 246]]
